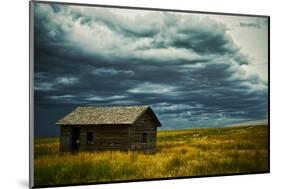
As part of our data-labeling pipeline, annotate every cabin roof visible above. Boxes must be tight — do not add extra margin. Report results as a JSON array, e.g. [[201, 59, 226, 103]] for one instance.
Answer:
[[56, 105, 161, 126]]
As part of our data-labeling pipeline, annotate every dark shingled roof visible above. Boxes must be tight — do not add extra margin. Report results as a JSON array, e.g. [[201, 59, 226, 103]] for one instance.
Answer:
[[56, 105, 161, 126]]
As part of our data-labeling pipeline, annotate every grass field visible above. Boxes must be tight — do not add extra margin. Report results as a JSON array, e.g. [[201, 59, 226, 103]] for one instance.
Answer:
[[34, 125, 269, 186]]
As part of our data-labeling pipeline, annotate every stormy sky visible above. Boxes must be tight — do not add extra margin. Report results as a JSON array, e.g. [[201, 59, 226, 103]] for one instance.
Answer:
[[33, 2, 268, 137]]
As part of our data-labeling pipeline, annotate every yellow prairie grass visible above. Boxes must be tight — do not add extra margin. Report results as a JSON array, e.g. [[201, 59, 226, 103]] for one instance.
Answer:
[[34, 125, 268, 186]]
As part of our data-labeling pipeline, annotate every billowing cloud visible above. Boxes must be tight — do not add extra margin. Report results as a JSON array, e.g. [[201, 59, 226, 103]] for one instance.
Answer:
[[128, 82, 177, 94], [55, 77, 79, 85], [33, 2, 268, 136]]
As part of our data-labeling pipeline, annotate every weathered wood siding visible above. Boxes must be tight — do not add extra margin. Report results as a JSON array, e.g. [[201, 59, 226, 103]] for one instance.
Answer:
[[129, 112, 157, 152], [60, 126, 72, 152], [59, 111, 158, 153], [79, 125, 129, 151]]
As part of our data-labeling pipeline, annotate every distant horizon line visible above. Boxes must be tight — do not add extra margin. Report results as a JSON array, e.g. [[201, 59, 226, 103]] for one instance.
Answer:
[[34, 119, 268, 138]]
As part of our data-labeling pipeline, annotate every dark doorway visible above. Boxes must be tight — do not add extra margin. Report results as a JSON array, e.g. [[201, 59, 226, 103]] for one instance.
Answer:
[[142, 133, 148, 143], [72, 127, 80, 152]]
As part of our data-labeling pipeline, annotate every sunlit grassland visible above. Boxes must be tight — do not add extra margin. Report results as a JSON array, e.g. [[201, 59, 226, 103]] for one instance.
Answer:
[[34, 125, 269, 186]]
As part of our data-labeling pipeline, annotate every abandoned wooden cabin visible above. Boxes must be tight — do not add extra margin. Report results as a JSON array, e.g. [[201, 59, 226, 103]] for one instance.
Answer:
[[56, 105, 161, 153]]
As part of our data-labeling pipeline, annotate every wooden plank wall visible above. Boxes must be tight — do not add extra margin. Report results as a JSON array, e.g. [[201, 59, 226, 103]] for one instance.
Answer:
[[59, 111, 158, 153], [79, 125, 129, 151], [129, 112, 157, 152], [60, 126, 72, 152]]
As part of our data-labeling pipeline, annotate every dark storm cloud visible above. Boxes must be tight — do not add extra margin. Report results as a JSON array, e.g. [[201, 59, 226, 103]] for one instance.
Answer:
[[34, 3, 268, 135]]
